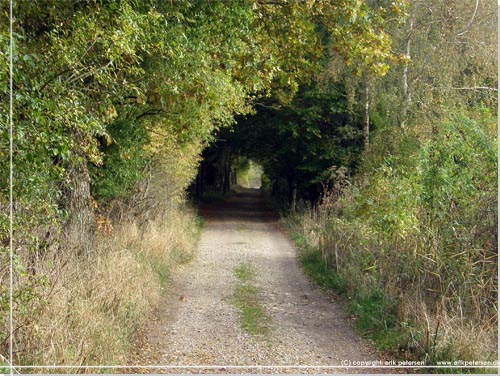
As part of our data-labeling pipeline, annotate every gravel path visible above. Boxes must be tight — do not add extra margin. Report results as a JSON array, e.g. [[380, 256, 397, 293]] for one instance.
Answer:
[[132, 189, 391, 374]]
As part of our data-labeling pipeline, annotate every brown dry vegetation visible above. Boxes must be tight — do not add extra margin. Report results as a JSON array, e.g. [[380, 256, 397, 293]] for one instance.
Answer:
[[293, 207, 497, 361], [287, 121, 498, 365], [4, 199, 199, 372]]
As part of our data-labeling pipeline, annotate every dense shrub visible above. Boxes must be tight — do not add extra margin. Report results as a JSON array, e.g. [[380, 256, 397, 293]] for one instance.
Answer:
[[288, 111, 497, 363]]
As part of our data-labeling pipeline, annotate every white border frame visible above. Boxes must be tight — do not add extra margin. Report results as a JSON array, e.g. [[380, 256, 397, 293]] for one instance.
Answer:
[[5, 1, 500, 375]]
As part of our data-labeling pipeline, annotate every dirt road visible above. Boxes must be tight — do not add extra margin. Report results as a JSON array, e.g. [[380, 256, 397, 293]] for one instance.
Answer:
[[134, 189, 386, 373]]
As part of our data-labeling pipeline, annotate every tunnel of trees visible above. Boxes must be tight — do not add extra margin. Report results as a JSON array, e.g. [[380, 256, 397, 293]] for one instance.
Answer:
[[191, 80, 366, 206], [0, 0, 497, 368]]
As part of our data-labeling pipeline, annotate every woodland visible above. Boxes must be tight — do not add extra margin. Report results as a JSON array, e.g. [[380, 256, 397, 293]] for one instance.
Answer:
[[0, 0, 497, 371]]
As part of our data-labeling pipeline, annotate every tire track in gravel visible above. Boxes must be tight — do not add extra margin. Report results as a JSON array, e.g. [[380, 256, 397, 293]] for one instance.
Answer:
[[132, 188, 394, 374]]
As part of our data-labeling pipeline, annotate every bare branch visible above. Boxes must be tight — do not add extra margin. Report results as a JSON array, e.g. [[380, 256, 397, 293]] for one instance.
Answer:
[[255, 102, 281, 110], [457, 0, 480, 37], [257, 0, 287, 5], [450, 86, 498, 91]]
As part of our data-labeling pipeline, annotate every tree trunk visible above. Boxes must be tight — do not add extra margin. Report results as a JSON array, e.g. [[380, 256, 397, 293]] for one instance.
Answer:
[[291, 187, 297, 212], [401, 18, 413, 129], [231, 169, 237, 186], [65, 157, 94, 255], [271, 180, 279, 196], [222, 152, 231, 194], [363, 79, 370, 147], [287, 177, 296, 210], [196, 164, 203, 197]]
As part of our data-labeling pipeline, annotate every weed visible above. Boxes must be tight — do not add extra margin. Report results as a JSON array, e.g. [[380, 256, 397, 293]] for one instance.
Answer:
[[234, 262, 257, 283], [349, 291, 402, 351], [293, 238, 405, 352], [285, 168, 498, 369], [231, 262, 270, 336]]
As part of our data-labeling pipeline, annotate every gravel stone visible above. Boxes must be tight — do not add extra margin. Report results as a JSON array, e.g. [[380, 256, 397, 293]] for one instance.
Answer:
[[130, 189, 399, 374]]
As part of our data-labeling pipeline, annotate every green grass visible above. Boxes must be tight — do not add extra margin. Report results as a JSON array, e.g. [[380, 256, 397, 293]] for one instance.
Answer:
[[0, 362, 10, 375], [299, 248, 347, 293], [290, 230, 408, 354], [234, 262, 257, 282], [231, 262, 270, 336], [152, 261, 171, 288], [349, 291, 403, 351]]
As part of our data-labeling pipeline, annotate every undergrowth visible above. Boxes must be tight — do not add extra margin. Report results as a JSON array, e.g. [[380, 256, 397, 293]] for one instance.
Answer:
[[285, 112, 498, 374], [1, 203, 201, 373], [290, 224, 497, 374]]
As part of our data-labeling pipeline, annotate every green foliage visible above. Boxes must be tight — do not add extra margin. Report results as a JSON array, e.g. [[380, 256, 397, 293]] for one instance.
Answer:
[[227, 82, 364, 202], [419, 113, 497, 217], [260, 174, 271, 192], [318, 0, 409, 76], [350, 290, 402, 351], [298, 247, 347, 294], [290, 224, 405, 352], [351, 163, 421, 236], [233, 159, 263, 189], [288, 107, 498, 363], [90, 120, 148, 201]]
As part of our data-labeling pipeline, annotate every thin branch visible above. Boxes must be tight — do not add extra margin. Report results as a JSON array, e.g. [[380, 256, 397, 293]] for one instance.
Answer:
[[255, 102, 281, 110], [450, 86, 498, 92], [66, 60, 114, 86], [75, 38, 99, 67], [423, 83, 498, 92], [135, 109, 166, 121], [457, 0, 480, 37], [38, 68, 74, 93]]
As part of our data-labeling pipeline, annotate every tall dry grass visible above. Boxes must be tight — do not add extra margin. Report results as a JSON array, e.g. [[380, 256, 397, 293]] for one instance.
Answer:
[[288, 168, 497, 364], [2, 201, 200, 372]]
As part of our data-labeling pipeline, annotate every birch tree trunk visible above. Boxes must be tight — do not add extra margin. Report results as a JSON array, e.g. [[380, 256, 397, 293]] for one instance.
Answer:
[[401, 18, 413, 129], [362, 72, 370, 147]]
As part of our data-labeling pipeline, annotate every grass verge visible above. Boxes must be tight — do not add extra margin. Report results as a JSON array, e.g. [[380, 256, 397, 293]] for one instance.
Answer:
[[291, 230, 407, 353], [287, 218, 497, 374], [231, 262, 270, 336]]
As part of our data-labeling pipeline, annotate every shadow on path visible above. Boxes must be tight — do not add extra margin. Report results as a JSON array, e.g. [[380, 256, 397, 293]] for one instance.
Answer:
[[198, 188, 278, 224]]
